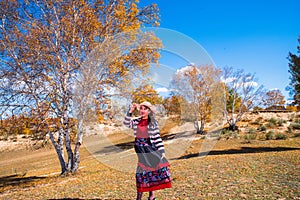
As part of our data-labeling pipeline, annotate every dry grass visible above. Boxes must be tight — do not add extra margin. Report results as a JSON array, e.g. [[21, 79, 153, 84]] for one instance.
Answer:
[[0, 113, 300, 199], [1, 137, 299, 199]]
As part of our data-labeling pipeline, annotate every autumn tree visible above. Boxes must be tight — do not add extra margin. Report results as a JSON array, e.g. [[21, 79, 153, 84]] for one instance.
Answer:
[[171, 65, 223, 134], [225, 85, 243, 115], [163, 95, 181, 116], [132, 83, 162, 105], [287, 36, 300, 105], [263, 89, 286, 110], [222, 67, 265, 131], [0, 0, 161, 174]]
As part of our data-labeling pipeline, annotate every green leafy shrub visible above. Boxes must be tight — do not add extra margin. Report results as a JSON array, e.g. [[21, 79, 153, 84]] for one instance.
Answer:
[[233, 132, 238, 139], [258, 125, 267, 132], [290, 123, 300, 129], [266, 122, 275, 129], [275, 133, 287, 140], [268, 118, 277, 125], [221, 129, 237, 140], [277, 119, 286, 126], [244, 128, 257, 141], [266, 131, 275, 140], [246, 128, 256, 134]]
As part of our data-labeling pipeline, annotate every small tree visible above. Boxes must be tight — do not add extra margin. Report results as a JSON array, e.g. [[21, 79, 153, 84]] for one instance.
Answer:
[[287, 36, 300, 105], [171, 65, 223, 134], [163, 95, 181, 116], [263, 89, 286, 110], [222, 67, 265, 131]]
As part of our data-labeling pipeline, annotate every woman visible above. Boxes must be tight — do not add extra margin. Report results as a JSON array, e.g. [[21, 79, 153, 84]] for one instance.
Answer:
[[123, 101, 172, 200]]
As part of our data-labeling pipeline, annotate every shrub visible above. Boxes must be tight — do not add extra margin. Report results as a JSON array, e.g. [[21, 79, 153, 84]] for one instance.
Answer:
[[294, 119, 300, 123], [266, 131, 275, 140], [258, 125, 267, 132], [266, 121, 276, 128], [243, 133, 257, 141], [277, 119, 286, 126], [233, 132, 239, 139], [246, 128, 256, 134], [288, 126, 293, 133], [289, 113, 295, 122], [268, 118, 277, 125], [244, 128, 257, 140], [221, 129, 237, 140], [294, 132, 300, 137], [290, 123, 300, 130], [275, 133, 287, 140]]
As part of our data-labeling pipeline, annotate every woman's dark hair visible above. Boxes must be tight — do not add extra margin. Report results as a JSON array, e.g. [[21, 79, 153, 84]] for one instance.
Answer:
[[148, 110, 157, 127]]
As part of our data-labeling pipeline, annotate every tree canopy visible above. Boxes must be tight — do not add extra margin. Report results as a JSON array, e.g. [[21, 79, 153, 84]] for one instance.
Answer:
[[0, 0, 162, 174]]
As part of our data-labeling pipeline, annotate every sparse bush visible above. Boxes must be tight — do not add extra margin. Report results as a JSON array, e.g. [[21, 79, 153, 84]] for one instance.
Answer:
[[258, 125, 267, 132], [221, 129, 237, 140], [290, 123, 300, 130], [246, 128, 256, 135], [294, 132, 300, 137], [266, 122, 275, 128], [288, 126, 293, 133], [251, 117, 262, 125], [288, 113, 295, 122], [277, 118, 286, 126], [266, 131, 275, 140], [233, 132, 238, 139], [269, 118, 277, 125], [244, 128, 257, 141], [275, 133, 287, 140], [243, 134, 257, 141], [294, 119, 300, 124]]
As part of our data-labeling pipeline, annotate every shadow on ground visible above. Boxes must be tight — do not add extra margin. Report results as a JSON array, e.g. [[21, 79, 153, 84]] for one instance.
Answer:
[[0, 174, 46, 188], [174, 146, 300, 160], [93, 131, 194, 155]]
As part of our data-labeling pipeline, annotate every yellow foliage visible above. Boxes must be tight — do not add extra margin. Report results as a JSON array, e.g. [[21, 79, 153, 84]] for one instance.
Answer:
[[23, 127, 31, 135], [286, 106, 298, 112]]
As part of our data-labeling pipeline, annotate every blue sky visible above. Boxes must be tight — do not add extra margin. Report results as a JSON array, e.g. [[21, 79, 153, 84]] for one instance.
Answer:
[[140, 0, 300, 100]]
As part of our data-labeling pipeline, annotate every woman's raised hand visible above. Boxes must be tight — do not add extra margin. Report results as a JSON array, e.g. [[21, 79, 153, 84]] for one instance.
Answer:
[[129, 103, 137, 113]]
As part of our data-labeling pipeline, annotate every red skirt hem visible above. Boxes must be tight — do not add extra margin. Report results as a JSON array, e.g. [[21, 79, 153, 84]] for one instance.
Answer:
[[137, 182, 172, 192]]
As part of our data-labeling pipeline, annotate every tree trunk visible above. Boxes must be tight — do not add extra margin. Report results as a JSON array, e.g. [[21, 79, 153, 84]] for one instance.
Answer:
[[65, 131, 73, 172], [72, 119, 83, 173], [72, 141, 81, 173], [194, 120, 200, 133], [228, 123, 238, 131], [194, 120, 205, 134], [49, 129, 68, 174], [199, 120, 205, 134]]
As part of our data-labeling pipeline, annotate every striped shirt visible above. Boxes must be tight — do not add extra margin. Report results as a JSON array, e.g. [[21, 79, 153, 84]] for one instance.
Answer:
[[123, 111, 165, 153]]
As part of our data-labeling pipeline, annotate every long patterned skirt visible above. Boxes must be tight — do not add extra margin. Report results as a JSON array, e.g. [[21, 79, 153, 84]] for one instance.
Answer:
[[134, 138, 172, 192]]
